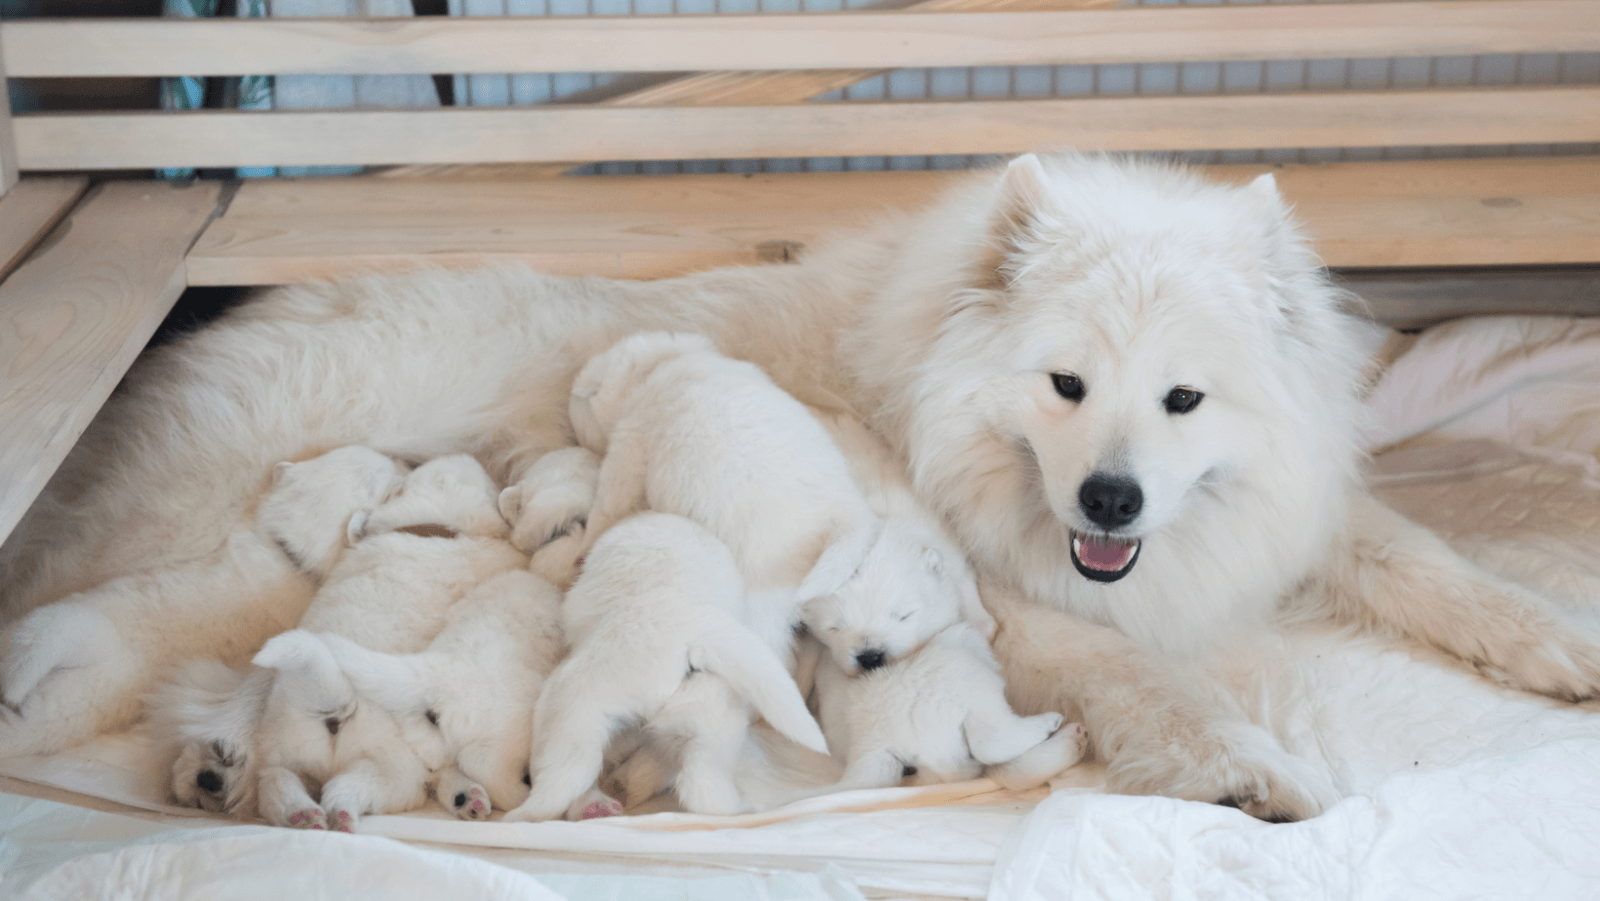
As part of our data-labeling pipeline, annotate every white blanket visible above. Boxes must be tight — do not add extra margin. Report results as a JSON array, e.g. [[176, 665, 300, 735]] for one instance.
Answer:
[[4, 314, 1600, 900]]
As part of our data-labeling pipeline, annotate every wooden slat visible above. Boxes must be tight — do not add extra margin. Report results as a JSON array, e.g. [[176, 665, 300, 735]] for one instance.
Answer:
[[0, 181, 223, 546], [0, 41, 18, 195], [18, 88, 1600, 172], [6, 1, 1598, 77], [0, 178, 89, 283], [184, 157, 1600, 287], [1342, 268, 1600, 329]]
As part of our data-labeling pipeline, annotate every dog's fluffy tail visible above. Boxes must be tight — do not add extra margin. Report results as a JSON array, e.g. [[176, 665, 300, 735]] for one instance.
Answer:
[[689, 621, 828, 755], [291, 632, 434, 715]]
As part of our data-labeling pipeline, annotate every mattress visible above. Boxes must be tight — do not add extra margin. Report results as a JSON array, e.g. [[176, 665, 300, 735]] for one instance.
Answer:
[[3, 314, 1600, 901]]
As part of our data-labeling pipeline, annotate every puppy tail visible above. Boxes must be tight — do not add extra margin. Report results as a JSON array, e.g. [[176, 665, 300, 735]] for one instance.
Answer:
[[690, 622, 829, 756], [252, 630, 354, 714], [796, 516, 883, 603], [299, 632, 435, 715]]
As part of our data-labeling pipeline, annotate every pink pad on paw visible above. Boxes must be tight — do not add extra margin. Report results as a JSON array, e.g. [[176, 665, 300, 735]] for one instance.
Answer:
[[580, 799, 623, 820]]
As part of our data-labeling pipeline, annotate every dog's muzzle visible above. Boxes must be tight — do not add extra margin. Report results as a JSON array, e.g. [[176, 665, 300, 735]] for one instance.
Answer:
[[1070, 530, 1141, 582]]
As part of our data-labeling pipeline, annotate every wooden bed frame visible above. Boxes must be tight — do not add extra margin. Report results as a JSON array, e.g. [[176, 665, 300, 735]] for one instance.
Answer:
[[1, 0, 1598, 553]]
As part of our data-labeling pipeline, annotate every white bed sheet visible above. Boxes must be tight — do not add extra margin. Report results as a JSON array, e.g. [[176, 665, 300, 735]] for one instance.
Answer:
[[5, 314, 1600, 900]]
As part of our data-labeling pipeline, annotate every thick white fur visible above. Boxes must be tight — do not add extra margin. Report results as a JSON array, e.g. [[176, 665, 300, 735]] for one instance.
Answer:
[[6, 154, 1598, 821], [159, 454, 525, 828], [801, 625, 1080, 794], [508, 513, 826, 821], [498, 446, 601, 588], [1, 446, 404, 758], [281, 568, 567, 819], [571, 332, 880, 633]]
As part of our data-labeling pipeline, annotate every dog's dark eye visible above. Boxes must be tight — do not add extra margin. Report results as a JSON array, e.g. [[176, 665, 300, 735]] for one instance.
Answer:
[[901, 764, 918, 778], [1051, 373, 1085, 402], [1164, 387, 1204, 414]]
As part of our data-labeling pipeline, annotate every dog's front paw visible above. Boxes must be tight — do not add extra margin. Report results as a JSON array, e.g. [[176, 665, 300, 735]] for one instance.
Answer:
[[2, 602, 119, 710], [1472, 626, 1600, 704], [450, 785, 491, 821], [1104, 716, 1339, 823], [285, 808, 328, 831]]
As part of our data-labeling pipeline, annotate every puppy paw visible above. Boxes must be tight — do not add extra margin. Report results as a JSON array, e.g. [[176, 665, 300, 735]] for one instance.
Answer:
[[285, 808, 328, 831], [1472, 628, 1600, 704], [326, 808, 357, 833], [450, 785, 491, 821], [564, 786, 625, 821]]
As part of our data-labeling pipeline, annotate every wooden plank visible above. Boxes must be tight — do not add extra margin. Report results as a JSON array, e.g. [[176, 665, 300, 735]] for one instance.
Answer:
[[0, 178, 89, 283], [1341, 268, 1600, 329], [184, 157, 1600, 287], [18, 88, 1600, 172], [0, 40, 18, 195], [0, 181, 222, 546], [6, 0, 1598, 77]]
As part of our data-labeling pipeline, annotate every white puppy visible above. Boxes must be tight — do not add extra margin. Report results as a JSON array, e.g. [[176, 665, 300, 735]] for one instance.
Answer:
[[803, 624, 1084, 794], [507, 513, 828, 822], [157, 454, 525, 829], [269, 567, 566, 820], [569, 332, 881, 659], [10, 445, 405, 767], [498, 446, 601, 589]]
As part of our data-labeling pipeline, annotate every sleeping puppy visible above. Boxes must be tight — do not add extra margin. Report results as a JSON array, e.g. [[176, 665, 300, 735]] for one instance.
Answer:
[[799, 624, 1084, 795], [264, 566, 566, 820], [155, 454, 526, 829], [568, 331, 884, 662], [506, 512, 828, 822], [5, 445, 406, 760], [498, 446, 600, 589]]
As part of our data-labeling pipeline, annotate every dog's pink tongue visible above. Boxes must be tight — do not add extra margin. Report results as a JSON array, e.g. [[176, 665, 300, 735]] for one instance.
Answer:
[[1078, 536, 1137, 570]]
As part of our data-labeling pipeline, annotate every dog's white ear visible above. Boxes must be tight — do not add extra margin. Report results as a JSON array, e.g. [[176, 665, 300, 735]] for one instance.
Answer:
[[922, 546, 945, 578], [345, 510, 370, 546], [976, 154, 1049, 291], [498, 484, 525, 525], [1246, 172, 1282, 204], [797, 517, 883, 602], [252, 630, 317, 671], [270, 461, 293, 488]]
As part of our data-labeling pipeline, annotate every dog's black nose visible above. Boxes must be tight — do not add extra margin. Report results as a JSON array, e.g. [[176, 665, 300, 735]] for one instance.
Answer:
[[1079, 475, 1143, 528], [856, 649, 887, 670], [197, 769, 223, 793]]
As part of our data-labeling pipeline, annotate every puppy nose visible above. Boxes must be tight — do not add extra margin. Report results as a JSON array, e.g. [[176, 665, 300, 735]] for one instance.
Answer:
[[1079, 475, 1143, 529], [197, 769, 223, 793], [856, 649, 887, 670]]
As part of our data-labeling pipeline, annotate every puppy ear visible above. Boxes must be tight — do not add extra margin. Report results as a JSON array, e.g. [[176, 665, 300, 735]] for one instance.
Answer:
[[974, 153, 1049, 291], [271, 461, 293, 488], [797, 517, 883, 602], [954, 562, 997, 641], [498, 484, 525, 525], [922, 546, 945, 578], [345, 510, 370, 546]]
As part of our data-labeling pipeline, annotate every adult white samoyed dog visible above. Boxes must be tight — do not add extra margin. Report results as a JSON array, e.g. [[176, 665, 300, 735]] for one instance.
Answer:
[[3, 153, 1597, 822]]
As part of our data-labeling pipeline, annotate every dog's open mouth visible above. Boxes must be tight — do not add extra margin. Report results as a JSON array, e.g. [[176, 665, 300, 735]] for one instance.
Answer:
[[1070, 531, 1141, 583]]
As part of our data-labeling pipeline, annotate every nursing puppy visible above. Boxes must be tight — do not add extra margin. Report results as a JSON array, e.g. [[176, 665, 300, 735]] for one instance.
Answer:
[[5, 446, 405, 760], [801, 625, 1085, 794], [498, 446, 601, 589], [269, 567, 566, 820], [159, 453, 525, 828], [507, 513, 827, 821], [12, 154, 1600, 821], [570, 332, 881, 658]]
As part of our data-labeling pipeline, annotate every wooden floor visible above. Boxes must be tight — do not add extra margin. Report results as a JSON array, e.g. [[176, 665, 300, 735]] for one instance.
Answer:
[[3, 155, 1599, 549]]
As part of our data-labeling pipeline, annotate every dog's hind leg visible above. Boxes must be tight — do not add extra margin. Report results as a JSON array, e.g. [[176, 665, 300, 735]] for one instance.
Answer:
[[1318, 493, 1600, 702], [257, 766, 324, 829], [656, 678, 748, 816], [320, 757, 427, 832], [987, 723, 1088, 790], [434, 762, 491, 820], [506, 679, 622, 822], [575, 426, 650, 555], [963, 705, 1063, 766]]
